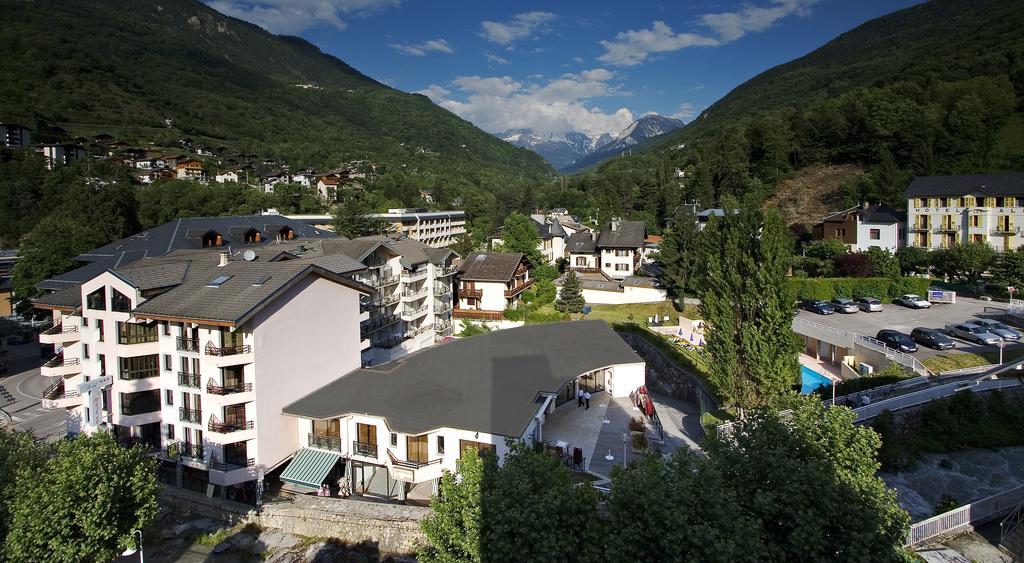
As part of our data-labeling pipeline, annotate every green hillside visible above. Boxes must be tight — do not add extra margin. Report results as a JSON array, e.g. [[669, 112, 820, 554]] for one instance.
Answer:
[[0, 0, 553, 182]]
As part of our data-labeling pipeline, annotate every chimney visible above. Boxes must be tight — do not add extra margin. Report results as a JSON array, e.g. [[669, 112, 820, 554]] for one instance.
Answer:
[[861, 201, 869, 210], [218, 251, 230, 267], [610, 218, 619, 232]]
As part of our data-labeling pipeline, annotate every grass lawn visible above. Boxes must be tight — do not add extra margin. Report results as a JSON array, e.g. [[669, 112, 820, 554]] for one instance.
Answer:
[[585, 302, 699, 324], [922, 347, 1024, 373]]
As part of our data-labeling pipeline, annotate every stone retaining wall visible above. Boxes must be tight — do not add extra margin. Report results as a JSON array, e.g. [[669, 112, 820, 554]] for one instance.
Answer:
[[160, 487, 428, 555], [617, 331, 718, 414]]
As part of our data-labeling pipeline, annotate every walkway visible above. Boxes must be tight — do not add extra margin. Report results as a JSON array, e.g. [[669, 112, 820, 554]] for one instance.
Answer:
[[542, 393, 616, 475], [586, 397, 636, 478], [647, 391, 704, 454]]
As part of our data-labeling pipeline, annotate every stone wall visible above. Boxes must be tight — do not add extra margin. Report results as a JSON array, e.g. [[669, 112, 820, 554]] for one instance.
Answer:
[[617, 331, 718, 414], [161, 487, 428, 555]]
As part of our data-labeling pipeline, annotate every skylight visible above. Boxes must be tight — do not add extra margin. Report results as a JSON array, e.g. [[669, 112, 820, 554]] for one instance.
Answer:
[[251, 275, 271, 287], [207, 275, 232, 287], [475, 254, 486, 261]]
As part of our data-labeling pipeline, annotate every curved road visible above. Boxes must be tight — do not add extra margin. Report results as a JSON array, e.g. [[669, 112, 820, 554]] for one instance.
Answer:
[[0, 342, 67, 441]]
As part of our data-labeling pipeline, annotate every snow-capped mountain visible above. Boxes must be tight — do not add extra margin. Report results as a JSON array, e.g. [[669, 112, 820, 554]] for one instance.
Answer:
[[497, 129, 613, 171], [561, 115, 684, 173], [497, 114, 683, 172]]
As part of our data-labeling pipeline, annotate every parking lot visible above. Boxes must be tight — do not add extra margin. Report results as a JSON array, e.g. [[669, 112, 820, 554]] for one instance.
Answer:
[[798, 296, 1021, 361]]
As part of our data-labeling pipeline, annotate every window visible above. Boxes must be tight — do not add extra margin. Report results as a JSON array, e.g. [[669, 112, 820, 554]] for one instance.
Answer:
[[86, 287, 106, 310], [162, 322, 170, 336], [615, 264, 629, 271], [97, 354, 106, 376], [869, 229, 880, 240], [117, 322, 157, 345], [97, 320, 104, 342], [201, 231, 223, 247], [575, 257, 587, 266], [390, 433, 398, 447], [312, 418, 341, 437], [407, 435, 428, 464], [82, 318, 88, 328], [614, 249, 630, 257], [110, 288, 132, 312], [356, 423, 377, 446], [996, 197, 1006, 207], [165, 389, 174, 406], [82, 343, 89, 359], [939, 197, 948, 207], [163, 354, 172, 371], [437, 436, 445, 455], [972, 215, 981, 227], [834, 228, 846, 237], [1017, 197, 1024, 208], [459, 439, 496, 458], [120, 390, 160, 416], [119, 355, 159, 380], [604, 263, 611, 268], [243, 229, 262, 244], [167, 424, 175, 441]]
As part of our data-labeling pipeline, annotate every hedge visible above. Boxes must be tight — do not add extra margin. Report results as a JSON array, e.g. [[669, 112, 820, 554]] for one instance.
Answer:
[[787, 276, 930, 301]]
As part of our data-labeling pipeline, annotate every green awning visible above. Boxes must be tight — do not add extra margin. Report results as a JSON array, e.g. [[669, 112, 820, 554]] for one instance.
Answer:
[[280, 448, 341, 489]]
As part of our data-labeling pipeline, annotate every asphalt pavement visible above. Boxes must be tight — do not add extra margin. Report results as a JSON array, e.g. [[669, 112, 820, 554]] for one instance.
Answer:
[[798, 296, 1021, 361], [0, 341, 68, 440]]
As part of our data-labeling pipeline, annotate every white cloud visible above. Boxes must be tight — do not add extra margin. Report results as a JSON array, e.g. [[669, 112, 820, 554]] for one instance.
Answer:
[[485, 53, 510, 65], [480, 11, 557, 45], [391, 38, 453, 56], [598, 21, 719, 66], [689, 84, 704, 91], [701, 0, 818, 42], [207, 0, 401, 34], [598, 0, 819, 66], [571, 57, 584, 64], [670, 103, 699, 122], [417, 69, 634, 137]]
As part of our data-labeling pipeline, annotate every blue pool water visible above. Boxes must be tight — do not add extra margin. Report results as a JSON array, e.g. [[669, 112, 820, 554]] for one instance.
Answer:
[[800, 365, 832, 394]]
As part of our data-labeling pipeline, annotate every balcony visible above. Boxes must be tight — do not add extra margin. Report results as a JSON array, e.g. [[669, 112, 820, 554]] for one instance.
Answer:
[[208, 417, 254, 434], [401, 304, 429, 320], [909, 224, 930, 232], [406, 324, 431, 338], [505, 279, 535, 298], [41, 354, 81, 377], [386, 450, 444, 483], [387, 449, 442, 470], [992, 226, 1018, 235], [401, 286, 429, 300], [453, 309, 504, 321], [434, 319, 452, 333], [209, 458, 255, 472], [361, 294, 400, 312], [179, 407, 202, 424], [177, 372, 200, 388], [932, 225, 960, 234], [205, 343, 251, 356], [434, 285, 452, 297], [206, 379, 252, 395], [39, 323, 80, 345], [436, 264, 457, 277], [569, 266, 601, 274], [360, 315, 401, 338], [176, 336, 199, 352], [361, 274, 400, 288], [402, 269, 428, 281], [308, 433, 343, 452], [434, 301, 452, 315], [460, 288, 483, 299], [166, 441, 205, 462], [352, 441, 378, 458], [370, 334, 407, 349]]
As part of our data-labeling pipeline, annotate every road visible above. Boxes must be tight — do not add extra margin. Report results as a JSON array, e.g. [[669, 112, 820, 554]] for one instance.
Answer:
[[0, 341, 68, 440]]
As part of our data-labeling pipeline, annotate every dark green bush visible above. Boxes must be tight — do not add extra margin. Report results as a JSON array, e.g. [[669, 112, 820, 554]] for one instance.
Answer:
[[787, 276, 930, 301]]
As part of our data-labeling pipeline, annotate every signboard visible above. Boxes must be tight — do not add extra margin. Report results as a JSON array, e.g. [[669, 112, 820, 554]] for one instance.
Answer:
[[391, 466, 415, 482], [77, 375, 113, 395], [78, 375, 112, 428]]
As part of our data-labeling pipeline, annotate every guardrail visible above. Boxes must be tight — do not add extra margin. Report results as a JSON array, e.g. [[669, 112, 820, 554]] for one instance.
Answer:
[[791, 316, 857, 344], [854, 377, 1022, 422], [907, 485, 1024, 546], [856, 334, 932, 376]]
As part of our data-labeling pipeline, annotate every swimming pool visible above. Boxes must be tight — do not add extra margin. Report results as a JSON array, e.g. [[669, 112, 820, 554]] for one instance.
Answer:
[[800, 365, 832, 395]]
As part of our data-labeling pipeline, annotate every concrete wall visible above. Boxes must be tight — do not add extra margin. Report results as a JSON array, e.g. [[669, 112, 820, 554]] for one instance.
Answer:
[[856, 220, 901, 253], [618, 331, 718, 415], [570, 285, 667, 305]]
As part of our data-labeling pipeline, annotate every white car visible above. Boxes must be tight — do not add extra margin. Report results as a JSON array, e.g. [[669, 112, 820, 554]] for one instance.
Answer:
[[898, 294, 931, 309]]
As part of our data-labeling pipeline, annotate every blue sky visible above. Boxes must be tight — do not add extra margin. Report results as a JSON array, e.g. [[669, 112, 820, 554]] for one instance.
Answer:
[[209, 0, 922, 137]]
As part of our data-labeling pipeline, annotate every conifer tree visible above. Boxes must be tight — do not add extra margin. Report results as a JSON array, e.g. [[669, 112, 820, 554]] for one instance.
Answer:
[[658, 205, 699, 303], [555, 270, 585, 313]]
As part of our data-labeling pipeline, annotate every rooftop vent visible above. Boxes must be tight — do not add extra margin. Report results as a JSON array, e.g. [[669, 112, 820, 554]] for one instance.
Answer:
[[207, 275, 232, 287], [218, 251, 230, 267]]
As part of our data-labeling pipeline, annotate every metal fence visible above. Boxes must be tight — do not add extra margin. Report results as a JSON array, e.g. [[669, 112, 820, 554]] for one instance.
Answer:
[[907, 485, 1024, 546], [856, 334, 932, 377], [854, 377, 1022, 422]]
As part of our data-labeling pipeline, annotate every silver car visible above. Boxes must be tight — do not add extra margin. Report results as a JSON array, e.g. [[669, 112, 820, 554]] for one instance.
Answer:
[[974, 319, 1022, 341], [855, 297, 883, 312], [830, 298, 858, 314], [945, 322, 1002, 345]]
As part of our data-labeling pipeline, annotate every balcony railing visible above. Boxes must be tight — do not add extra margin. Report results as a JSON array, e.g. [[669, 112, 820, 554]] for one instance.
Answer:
[[361, 315, 401, 338], [436, 265, 457, 277], [179, 407, 202, 424], [505, 278, 535, 297], [176, 336, 199, 352], [402, 286, 429, 300], [402, 304, 429, 318], [909, 224, 930, 232], [932, 225, 960, 233], [434, 319, 452, 333], [177, 372, 200, 388], [992, 226, 1018, 235], [208, 417, 254, 433], [120, 368, 159, 381], [117, 331, 158, 345], [205, 343, 251, 356], [460, 288, 483, 299], [353, 441, 378, 458], [42, 378, 64, 400], [434, 285, 452, 296], [209, 458, 255, 472], [453, 309, 504, 320], [206, 378, 252, 395], [43, 354, 79, 369], [361, 274, 400, 288], [167, 441, 205, 461], [388, 449, 443, 469], [434, 302, 452, 315], [42, 323, 78, 336], [308, 433, 343, 452], [406, 324, 430, 338], [402, 269, 428, 281], [371, 334, 407, 349], [569, 266, 602, 274]]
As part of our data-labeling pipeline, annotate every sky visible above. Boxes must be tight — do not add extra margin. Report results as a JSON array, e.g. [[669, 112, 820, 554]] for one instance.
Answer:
[[207, 0, 923, 138]]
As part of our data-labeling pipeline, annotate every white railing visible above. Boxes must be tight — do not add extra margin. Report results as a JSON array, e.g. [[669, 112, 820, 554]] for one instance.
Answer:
[[791, 317, 857, 344], [907, 485, 1024, 546], [856, 334, 932, 377], [854, 377, 1021, 422]]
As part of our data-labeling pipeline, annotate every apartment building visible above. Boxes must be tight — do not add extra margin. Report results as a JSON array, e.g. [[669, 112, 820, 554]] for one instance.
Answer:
[[33, 143, 86, 169], [0, 122, 31, 147], [454, 252, 532, 321], [35, 248, 371, 502], [369, 208, 467, 248], [279, 321, 645, 502], [567, 219, 647, 280], [811, 203, 906, 253], [906, 172, 1024, 251]]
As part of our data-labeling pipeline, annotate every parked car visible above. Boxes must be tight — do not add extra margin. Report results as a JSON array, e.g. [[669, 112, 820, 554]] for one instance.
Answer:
[[944, 323, 1002, 345], [855, 297, 884, 312], [876, 329, 918, 353], [897, 294, 932, 309], [801, 299, 835, 315], [830, 298, 858, 314], [911, 327, 956, 350], [973, 319, 1022, 341]]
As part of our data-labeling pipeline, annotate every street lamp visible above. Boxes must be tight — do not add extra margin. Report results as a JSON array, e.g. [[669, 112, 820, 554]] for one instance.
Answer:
[[622, 432, 629, 468], [120, 529, 143, 562]]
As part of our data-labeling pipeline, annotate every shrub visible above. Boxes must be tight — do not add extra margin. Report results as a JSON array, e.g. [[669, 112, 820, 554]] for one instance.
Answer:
[[502, 307, 524, 321], [628, 417, 646, 432], [631, 434, 647, 450], [787, 276, 929, 301]]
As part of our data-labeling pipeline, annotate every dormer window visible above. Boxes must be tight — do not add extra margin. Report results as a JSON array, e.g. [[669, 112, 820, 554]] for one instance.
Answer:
[[202, 230, 223, 247], [279, 226, 295, 240], [244, 228, 262, 244]]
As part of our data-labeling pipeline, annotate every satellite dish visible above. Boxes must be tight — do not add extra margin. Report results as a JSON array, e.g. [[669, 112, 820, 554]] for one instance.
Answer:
[[243, 250, 257, 262]]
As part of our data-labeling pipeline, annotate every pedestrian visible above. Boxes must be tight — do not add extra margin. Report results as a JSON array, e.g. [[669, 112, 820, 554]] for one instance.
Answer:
[[577, 387, 584, 407], [584, 391, 591, 410]]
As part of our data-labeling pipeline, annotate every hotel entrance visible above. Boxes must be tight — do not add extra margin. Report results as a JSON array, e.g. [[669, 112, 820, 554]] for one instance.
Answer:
[[578, 368, 606, 394]]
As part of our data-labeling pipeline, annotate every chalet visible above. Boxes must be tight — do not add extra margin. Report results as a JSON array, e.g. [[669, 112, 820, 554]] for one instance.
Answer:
[[567, 219, 646, 280], [215, 170, 240, 184], [135, 169, 175, 184], [175, 159, 206, 181], [812, 203, 905, 253], [454, 252, 532, 321]]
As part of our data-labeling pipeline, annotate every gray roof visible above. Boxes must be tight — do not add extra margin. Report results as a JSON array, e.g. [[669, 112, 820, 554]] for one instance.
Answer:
[[567, 232, 597, 254], [283, 320, 644, 436], [369, 210, 467, 221], [905, 172, 1024, 197], [39, 215, 336, 290], [598, 221, 646, 249], [696, 208, 739, 220], [529, 216, 567, 240], [33, 286, 82, 311], [820, 204, 905, 225], [458, 252, 526, 282]]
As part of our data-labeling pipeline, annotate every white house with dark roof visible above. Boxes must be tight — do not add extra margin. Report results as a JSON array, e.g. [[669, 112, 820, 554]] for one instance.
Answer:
[[454, 252, 532, 321], [34, 248, 371, 504], [905, 172, 1024, 251], [279, 320, 645, 503], [567, 219, 647, 280]]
